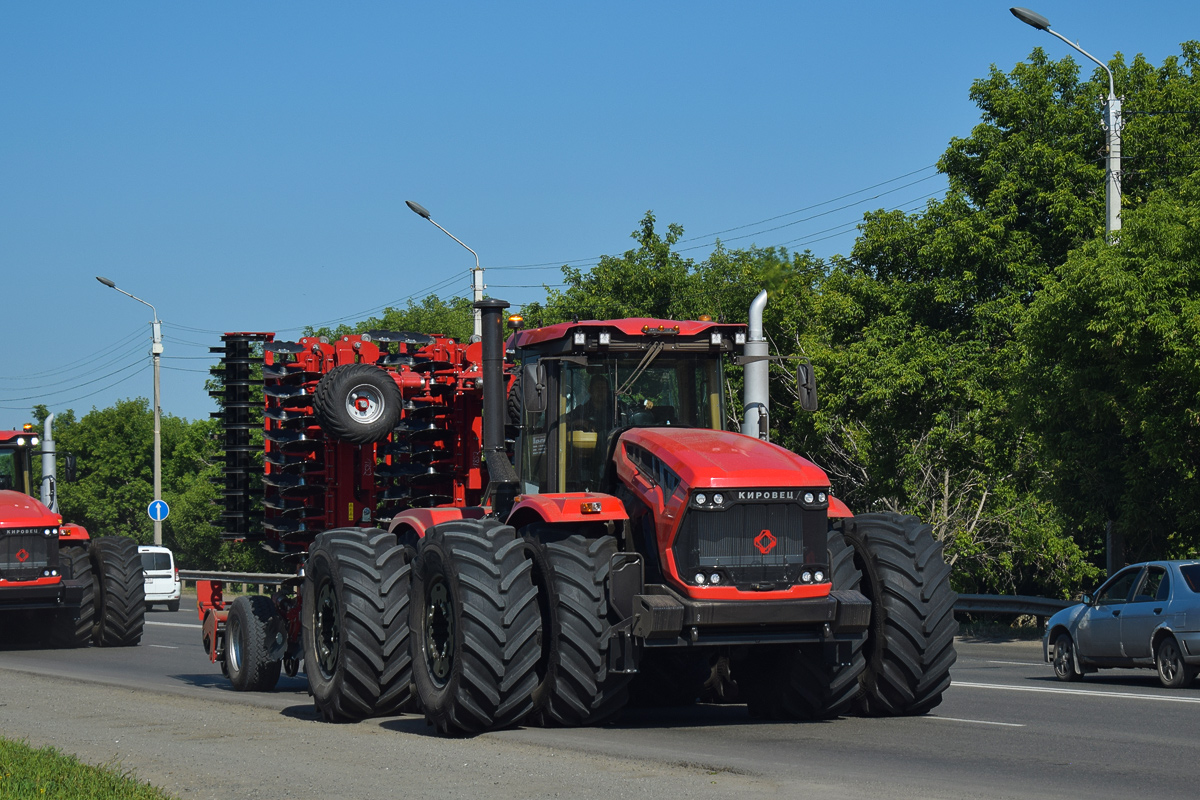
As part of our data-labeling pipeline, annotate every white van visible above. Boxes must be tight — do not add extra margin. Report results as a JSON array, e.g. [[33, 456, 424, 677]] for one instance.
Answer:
[[139, 545, 182, 612]]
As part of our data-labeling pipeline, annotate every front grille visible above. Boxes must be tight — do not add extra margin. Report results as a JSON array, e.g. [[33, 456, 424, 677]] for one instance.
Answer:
[[672, 496, 827, 590], [0, 529, 55, 582]]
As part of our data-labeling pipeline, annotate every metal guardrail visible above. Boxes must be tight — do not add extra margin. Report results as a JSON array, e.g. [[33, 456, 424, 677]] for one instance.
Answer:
[[955, 593, 1073, 618], [180, 571, 1076, 620], [178, 570, 294, 593]]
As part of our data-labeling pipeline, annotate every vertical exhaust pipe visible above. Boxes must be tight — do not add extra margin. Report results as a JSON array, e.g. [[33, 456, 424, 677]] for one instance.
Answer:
[[741, 290, 770, 441], [476, 298, 519, 515], [41, 413, 58, 513]]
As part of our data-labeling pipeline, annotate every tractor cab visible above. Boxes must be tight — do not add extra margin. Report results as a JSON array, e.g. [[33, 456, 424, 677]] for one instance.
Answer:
[[0, 426, 39, 496], [509, 317, 746, 494]]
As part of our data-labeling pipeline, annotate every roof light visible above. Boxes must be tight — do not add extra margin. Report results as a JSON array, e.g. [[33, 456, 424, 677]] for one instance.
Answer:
[[580, 501, 603, 514], [507, 314, 525, 330], [734, 332, 747, 345], [573, 331, 586, 345], [599, 331, 611, 345], [710, 332, 723, 345]]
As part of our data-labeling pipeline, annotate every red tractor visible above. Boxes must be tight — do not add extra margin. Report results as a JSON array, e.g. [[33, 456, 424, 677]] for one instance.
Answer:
[[203, 295, 956, 733], [0, 418, 145, 648]]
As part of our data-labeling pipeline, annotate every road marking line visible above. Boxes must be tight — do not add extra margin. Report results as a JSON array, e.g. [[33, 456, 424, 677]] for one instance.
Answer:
[[927, 716, 1024, 727], [954, 681, 1200, 704], [148, 644, 179, 649], [985, 660, 1042, 666], [146, 621, 202, 629]]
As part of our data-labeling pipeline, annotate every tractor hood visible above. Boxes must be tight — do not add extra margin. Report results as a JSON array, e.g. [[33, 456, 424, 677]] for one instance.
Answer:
[[0, 490, 59, 528], [618, 427, 830, 490]]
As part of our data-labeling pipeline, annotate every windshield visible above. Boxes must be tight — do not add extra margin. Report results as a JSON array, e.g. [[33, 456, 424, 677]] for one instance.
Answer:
[[0, 447, 32, 495], [517, 352, 726, 495], [562, 353, 724, 431]]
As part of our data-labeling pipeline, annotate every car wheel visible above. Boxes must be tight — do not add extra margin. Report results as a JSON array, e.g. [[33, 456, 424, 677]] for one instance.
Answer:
[[1053, 633, 1083, 682], [166, 599, 180, 613], [1155, 637, 1197, 689]]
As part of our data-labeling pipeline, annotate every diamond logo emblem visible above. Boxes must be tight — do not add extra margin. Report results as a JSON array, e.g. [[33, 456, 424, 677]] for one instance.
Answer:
[[754, 530, 777, 555], [15, 549, 30, 563]]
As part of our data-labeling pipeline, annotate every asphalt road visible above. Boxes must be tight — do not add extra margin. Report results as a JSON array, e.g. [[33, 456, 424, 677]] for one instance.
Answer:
[[2, 603, 1199, 799]]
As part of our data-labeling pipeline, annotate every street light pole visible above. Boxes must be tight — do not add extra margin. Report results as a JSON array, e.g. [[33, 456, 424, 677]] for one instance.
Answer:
[[1011, 7, 1122, 240], [405, 200, 485, 340], [96, 276, 163, 546]]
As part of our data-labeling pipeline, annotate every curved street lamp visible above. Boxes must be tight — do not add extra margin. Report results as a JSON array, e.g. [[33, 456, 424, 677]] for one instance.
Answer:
[[406, 200, 485, 341], [1011, 7, 1122, 240], [96, 276, 164, 546]]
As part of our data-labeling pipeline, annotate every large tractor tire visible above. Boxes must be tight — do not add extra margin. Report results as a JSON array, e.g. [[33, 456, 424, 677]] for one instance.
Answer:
[[525, 529, 632, 726], [734, 529, 866, 720], [313, 363, 403, 444], [410, 519, 541, 736], [226, 595, 284, 692], [837, 512, 957, 716], [302, 528, 413, 722], [89, 537, 145, 647], [47, 544, 94, 648]]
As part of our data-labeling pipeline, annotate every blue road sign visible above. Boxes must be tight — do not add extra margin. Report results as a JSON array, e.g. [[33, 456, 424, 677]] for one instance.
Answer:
[[148, 499, 170, 522]]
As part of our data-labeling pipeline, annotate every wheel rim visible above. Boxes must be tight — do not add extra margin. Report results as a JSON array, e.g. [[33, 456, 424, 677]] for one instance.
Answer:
[[1160, 642, 1180, 683], [228, 613, 243, 673], [345, 383, 385, 425], [1054, 637, 1072, 678], [314, 579, 340, 680], [424, 576, 455, 687]]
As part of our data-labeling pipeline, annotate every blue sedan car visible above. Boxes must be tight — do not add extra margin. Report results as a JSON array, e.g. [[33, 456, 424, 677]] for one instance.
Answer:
[[1044, 560, 1200, 688]]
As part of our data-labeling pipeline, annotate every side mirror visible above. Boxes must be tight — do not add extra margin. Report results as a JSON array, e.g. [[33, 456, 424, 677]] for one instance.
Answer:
[[522, 362, 547, 414], [1082, 592, 1094, 606], [796, 360, 818, 413], [63, 453, 77, 483]]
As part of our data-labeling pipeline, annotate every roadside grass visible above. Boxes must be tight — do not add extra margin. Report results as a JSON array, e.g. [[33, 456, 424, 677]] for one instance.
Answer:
[[0, 738, 176, 800]]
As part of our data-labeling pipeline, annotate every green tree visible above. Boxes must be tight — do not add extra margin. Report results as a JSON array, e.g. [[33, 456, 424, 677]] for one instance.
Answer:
[[1018, 172, 1200, 562], [309, 294, 474, 342]]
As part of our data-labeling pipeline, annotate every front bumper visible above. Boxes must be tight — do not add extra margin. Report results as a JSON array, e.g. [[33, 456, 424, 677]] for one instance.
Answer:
[[0, 577, 86, 612], [629, 582, 871, 647]]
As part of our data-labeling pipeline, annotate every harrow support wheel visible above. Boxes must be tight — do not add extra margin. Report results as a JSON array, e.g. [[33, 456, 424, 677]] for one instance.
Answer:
[[837, 512, 957, 716], [226, 595, 285, 692], [410, 519, 541, 736], [313, 363, 403, 444], [524, 528, 632, 726], [302, 528, 413, 721], [89, 537, 145, 647], [47, 544, 94, 648], [734, 529, 866, 720]]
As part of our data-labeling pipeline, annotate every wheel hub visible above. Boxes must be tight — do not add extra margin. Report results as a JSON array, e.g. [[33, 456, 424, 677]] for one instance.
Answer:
[[314, 580, 340, 679], [424, 577, 455, 686], [345, 384, 384, 425]]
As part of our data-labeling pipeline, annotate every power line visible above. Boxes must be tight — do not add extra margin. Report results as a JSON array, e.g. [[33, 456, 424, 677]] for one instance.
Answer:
[[0, 324, 146, 382], [0, 359, 149, 410]]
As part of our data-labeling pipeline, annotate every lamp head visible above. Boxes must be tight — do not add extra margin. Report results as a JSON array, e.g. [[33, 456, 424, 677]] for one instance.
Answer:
[[406, 200, 432, 219], [1010, 7, 1051, 31], [96, 276, 116, 288]]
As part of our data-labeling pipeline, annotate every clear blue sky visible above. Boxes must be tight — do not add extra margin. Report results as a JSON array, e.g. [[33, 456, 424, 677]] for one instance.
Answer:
[[2, 1, 1195, 423]]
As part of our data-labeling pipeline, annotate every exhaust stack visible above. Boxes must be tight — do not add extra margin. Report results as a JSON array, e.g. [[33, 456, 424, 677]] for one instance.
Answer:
[[741, 290, 770, 441], [40, 414, 59, 513], [476, 298, 519, 514]]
